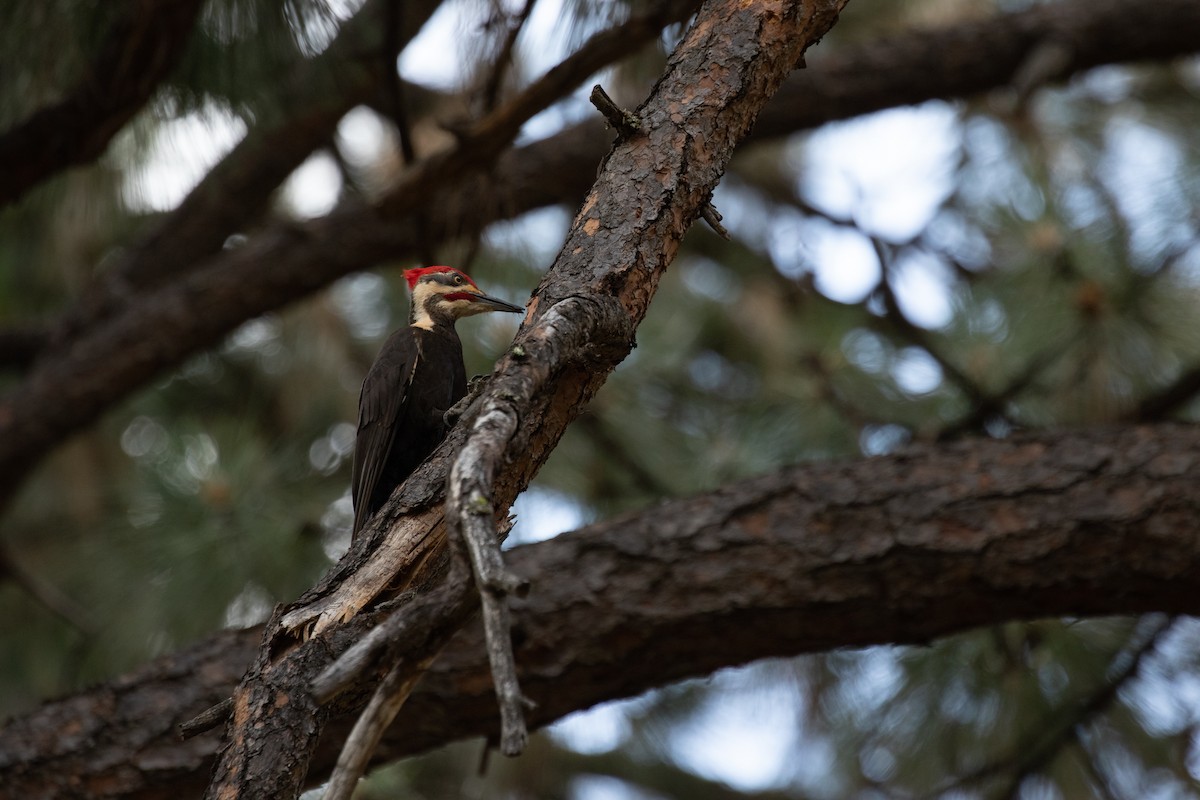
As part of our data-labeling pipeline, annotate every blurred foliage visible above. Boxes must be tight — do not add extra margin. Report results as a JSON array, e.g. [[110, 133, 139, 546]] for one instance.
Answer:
[[3, 0, 1200, 798]]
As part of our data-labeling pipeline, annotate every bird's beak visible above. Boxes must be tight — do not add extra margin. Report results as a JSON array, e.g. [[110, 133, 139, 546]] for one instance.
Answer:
[[469, 291, 524, 314]]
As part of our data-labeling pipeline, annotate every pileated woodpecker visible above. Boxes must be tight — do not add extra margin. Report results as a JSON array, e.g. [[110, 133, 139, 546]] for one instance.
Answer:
[[350, 266, 523, 538]]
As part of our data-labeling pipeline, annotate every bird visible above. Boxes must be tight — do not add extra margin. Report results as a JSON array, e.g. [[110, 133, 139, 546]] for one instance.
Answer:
[[350, 266, 524, 539]]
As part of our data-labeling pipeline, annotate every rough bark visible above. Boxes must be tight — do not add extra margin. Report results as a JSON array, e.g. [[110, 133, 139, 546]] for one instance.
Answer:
[[4, 424, 1200, 799], [2, 0, 1198, 507], [0, 1, 687, 513], [0, 0, 206, 208], [4, 0, 1200, 790], [48, 0, 694, 356], [199, 2, 849, 798]]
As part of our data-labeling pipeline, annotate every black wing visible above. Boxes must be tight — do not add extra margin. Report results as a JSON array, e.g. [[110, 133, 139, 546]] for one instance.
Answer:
[[350, 327, 419, 539]]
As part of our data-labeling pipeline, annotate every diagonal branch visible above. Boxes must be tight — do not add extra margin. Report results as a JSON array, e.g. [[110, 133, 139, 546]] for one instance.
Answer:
[[49, 0, 444, 348], [326, 0, 847, 770], [457, 0, 698, 145], [476, 0, 537, 114], [204, 2, 850, 797], [3, 0, 1198, 512], [942, 615, 1176, 795]]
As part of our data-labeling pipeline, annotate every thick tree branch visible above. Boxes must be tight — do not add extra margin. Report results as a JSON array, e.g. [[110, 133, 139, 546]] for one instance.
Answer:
[[2, 0, 1196, 509], [4, 424, 1200, 798], [247, 0, 842, 794], [757, 0, 1200, 138], [204, 2, 849, 797], [0, 0, 206, 208], [318, 0, 850, 788], [0, 0, 689, 515]]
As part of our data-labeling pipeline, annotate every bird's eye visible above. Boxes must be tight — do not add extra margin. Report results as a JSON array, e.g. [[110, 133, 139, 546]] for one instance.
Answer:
[[453, 275, 464, 284]]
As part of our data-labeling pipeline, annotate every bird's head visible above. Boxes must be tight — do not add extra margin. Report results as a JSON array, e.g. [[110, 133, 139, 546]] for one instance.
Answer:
[[404, 266, 524, 329]]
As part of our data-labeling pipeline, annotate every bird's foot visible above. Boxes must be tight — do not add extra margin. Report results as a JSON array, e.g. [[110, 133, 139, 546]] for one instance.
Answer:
[[443, 374, 489, 427]]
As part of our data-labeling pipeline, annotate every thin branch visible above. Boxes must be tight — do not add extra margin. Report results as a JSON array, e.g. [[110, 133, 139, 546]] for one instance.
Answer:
[[449, 454, 532, 756], [477, 0, 538, 114], [1067, 737, 1122, 800], [802, 351, 895, 434], [439, 300, 627, 756], [454, 0, 699, 147], [700, 199, 731, 240], [323, 661, 429, 800], [944, 615, 1176, 796], [317, 511, 506, 797], [871, 240, 990, 408], [177, 697, 233, 739], [318, 574, 474, 800], [382, 0, 418, 166], [0, 545, 94, 634], [935, 332, 1083, 440], [589, 83, 642, 137]]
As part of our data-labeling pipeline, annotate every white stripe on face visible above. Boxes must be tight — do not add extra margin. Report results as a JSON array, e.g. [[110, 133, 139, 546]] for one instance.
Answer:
[[410, 279, 439, 329], [410, 272, 480, 328]]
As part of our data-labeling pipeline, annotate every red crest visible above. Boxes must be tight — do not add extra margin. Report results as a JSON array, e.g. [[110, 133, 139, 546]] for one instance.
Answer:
[[403, 265, 478, 290]]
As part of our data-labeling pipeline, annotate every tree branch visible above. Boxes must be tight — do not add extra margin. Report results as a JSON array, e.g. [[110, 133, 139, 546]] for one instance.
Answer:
[[202, 1, 849, 797], [756, 0, 1200, 138], [0, 0, 206, 208], [942, 615, 1176, 795], [4, 424, 1200, 798], [48, 0, 444, 349], [2, 0, 1196, 508]]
